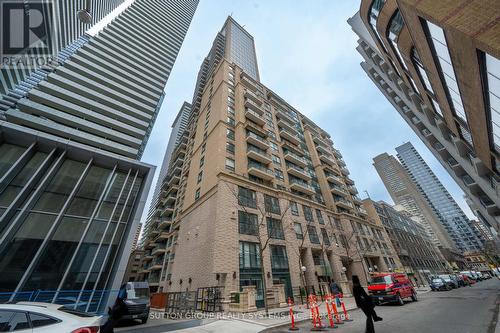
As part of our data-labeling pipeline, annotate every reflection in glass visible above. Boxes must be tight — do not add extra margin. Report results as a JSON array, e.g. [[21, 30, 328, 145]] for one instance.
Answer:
[[0, 212, 56, 291]]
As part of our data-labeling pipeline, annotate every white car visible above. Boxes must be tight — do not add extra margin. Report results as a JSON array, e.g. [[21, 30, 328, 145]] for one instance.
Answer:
[[0, 302, 102, 332]]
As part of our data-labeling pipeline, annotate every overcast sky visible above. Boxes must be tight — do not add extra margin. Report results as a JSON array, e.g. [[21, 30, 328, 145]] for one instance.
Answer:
[[139, 0, 475, 223]]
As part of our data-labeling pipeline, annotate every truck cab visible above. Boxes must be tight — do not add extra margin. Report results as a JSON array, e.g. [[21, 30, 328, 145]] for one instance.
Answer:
[[368, 273, 417, 305]]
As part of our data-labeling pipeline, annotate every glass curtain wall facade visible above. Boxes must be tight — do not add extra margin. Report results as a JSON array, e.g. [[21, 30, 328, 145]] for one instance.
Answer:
[[396, 142, 483, 251], [0, 137, 149, 313]]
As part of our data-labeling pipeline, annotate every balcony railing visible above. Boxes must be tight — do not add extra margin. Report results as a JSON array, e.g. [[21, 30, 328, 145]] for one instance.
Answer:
[[246, 131, 269, 149], [247, 145, 272, 164], [248, 161, 274, 180], [279, 127, 301, 145], [330, 184, 349, 196], [244, 98, 264, 115], [286, 163, 311, 180], [335, 198, 354, 208], [284, 150, 307, 167], [245, 108, 266, 126]]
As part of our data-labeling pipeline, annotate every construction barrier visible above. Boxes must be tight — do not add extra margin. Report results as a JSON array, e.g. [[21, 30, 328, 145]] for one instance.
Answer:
[[331, 295, 344, 325], [309, 294, 325, 331], [325, 295, 336, 329], [339, 295, 353, 322], [288, 297, 299, 331]]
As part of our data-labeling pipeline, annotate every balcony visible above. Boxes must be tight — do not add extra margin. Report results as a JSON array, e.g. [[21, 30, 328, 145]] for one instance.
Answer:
[[313, 135, 329, 148], [247, 146, 272, 164], [163, 193, 177, 205], [479, 196, 498, 214], [330, 184, 349, 197], [289, 179, 315, 195], [143, 251, 154, 261], [319, 153, 336, 166], [277, 118, 298, 134], [152, 245, 166, 256], [284, 151, 307, 168], [160, 205, 174, 217], [156, 231, 170, 240], [337, 159, 346, 167], [246, 132, 269, 150], [348, 186, 358, 194], [163, 184, 178, 197], [282, 141, 304, 156], [244, 98, 264, 115], [150, 262, 163, 270], [241, 72, 258, 91], [462, 175, 478, 191], [166, 175, 180, 188], [326, 173, 343, 185], [244, 89, 262, 105], [276, 108, 295, 124], [316, 144, 329, 155], [279, 128, 301, 145], [344, 177, 354, 185], [357, 207, 368, 216], [245, 108, 266, 126], [332, 148, 342, 158], [248, 161, 274, 180], [352, 195, 363, 204], [340, 167, 350, 175], [335, 198, 353, 210], [158, 218, 172, 230], [447, 157, 461, 170], [287, 164, 311, 181]]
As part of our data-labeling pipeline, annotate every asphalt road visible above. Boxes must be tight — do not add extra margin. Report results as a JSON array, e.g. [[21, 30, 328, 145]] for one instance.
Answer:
[[267, 278, 500, 333]]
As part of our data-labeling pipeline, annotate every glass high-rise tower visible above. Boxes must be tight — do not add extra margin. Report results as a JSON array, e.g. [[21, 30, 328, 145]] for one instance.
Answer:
[[395, 142, 483, 252], [0, 0, 198, 313]]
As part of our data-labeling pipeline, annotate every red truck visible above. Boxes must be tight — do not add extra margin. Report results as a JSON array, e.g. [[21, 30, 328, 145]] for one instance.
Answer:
[[367, 273, 417, 305]]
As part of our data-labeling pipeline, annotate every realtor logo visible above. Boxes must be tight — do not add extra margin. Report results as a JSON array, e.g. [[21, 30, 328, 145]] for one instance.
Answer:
[[1, 0, 56, 67]]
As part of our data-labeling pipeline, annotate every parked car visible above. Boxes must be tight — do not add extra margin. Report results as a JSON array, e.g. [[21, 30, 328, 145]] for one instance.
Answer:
[[455, 274, 466, 287], [483, 272, 491, 279], [438, 274, 458, 289], [430, 278, 451, 291], [462, 275, 475, 285], [0, 302, 102, 333], [368, 273, 417, 305], [475, 271, 484, 281], [460, 271, 478, 281], [117, 281, 151, 324]]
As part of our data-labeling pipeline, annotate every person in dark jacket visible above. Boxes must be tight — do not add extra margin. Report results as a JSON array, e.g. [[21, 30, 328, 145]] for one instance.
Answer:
[[330, 280, 343, 296], [101, 286, 128, 333], [352, 275, 382, 333]]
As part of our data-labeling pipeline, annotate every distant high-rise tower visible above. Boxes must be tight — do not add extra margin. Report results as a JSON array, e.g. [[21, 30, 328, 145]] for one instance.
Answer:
[[0, 0, 198, 312], [142, 102, 191, 245], [373, 152, 455, 250], [395, 143, 484, 251]]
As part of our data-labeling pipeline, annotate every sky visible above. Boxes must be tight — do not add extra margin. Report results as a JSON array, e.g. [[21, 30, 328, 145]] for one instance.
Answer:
[[138, 0, 475, 223]]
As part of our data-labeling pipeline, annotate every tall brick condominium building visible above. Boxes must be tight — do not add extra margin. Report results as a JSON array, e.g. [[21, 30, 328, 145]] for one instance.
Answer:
[[139, 17, 401, 306], [350, 0, 500, 235]]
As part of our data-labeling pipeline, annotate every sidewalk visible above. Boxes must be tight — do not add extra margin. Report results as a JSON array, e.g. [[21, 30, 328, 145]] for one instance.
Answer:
[[172, 297, 358, 333]]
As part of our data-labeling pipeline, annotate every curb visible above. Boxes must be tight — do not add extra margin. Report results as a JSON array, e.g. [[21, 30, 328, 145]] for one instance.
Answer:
[[259, 307, 360, 332]]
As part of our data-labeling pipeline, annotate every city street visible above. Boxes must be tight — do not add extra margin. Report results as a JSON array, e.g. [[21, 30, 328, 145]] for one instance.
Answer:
[[267, 279, 500, 333], [114, 279, 499, 333]]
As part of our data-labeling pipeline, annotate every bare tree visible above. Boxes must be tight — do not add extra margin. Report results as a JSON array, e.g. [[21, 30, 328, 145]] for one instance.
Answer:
[[223, 180, 291, 317]]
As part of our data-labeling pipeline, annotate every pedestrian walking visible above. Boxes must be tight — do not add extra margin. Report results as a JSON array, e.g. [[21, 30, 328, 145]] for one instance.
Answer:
[[100, 286, 127, 333], [329, 280, 343, 296], [352, 275, 382, 333]]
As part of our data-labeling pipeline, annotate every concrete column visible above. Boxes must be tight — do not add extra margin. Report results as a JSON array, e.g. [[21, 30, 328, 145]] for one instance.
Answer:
[[351, 259, 369, 287], [302, 247, 318, 292]]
